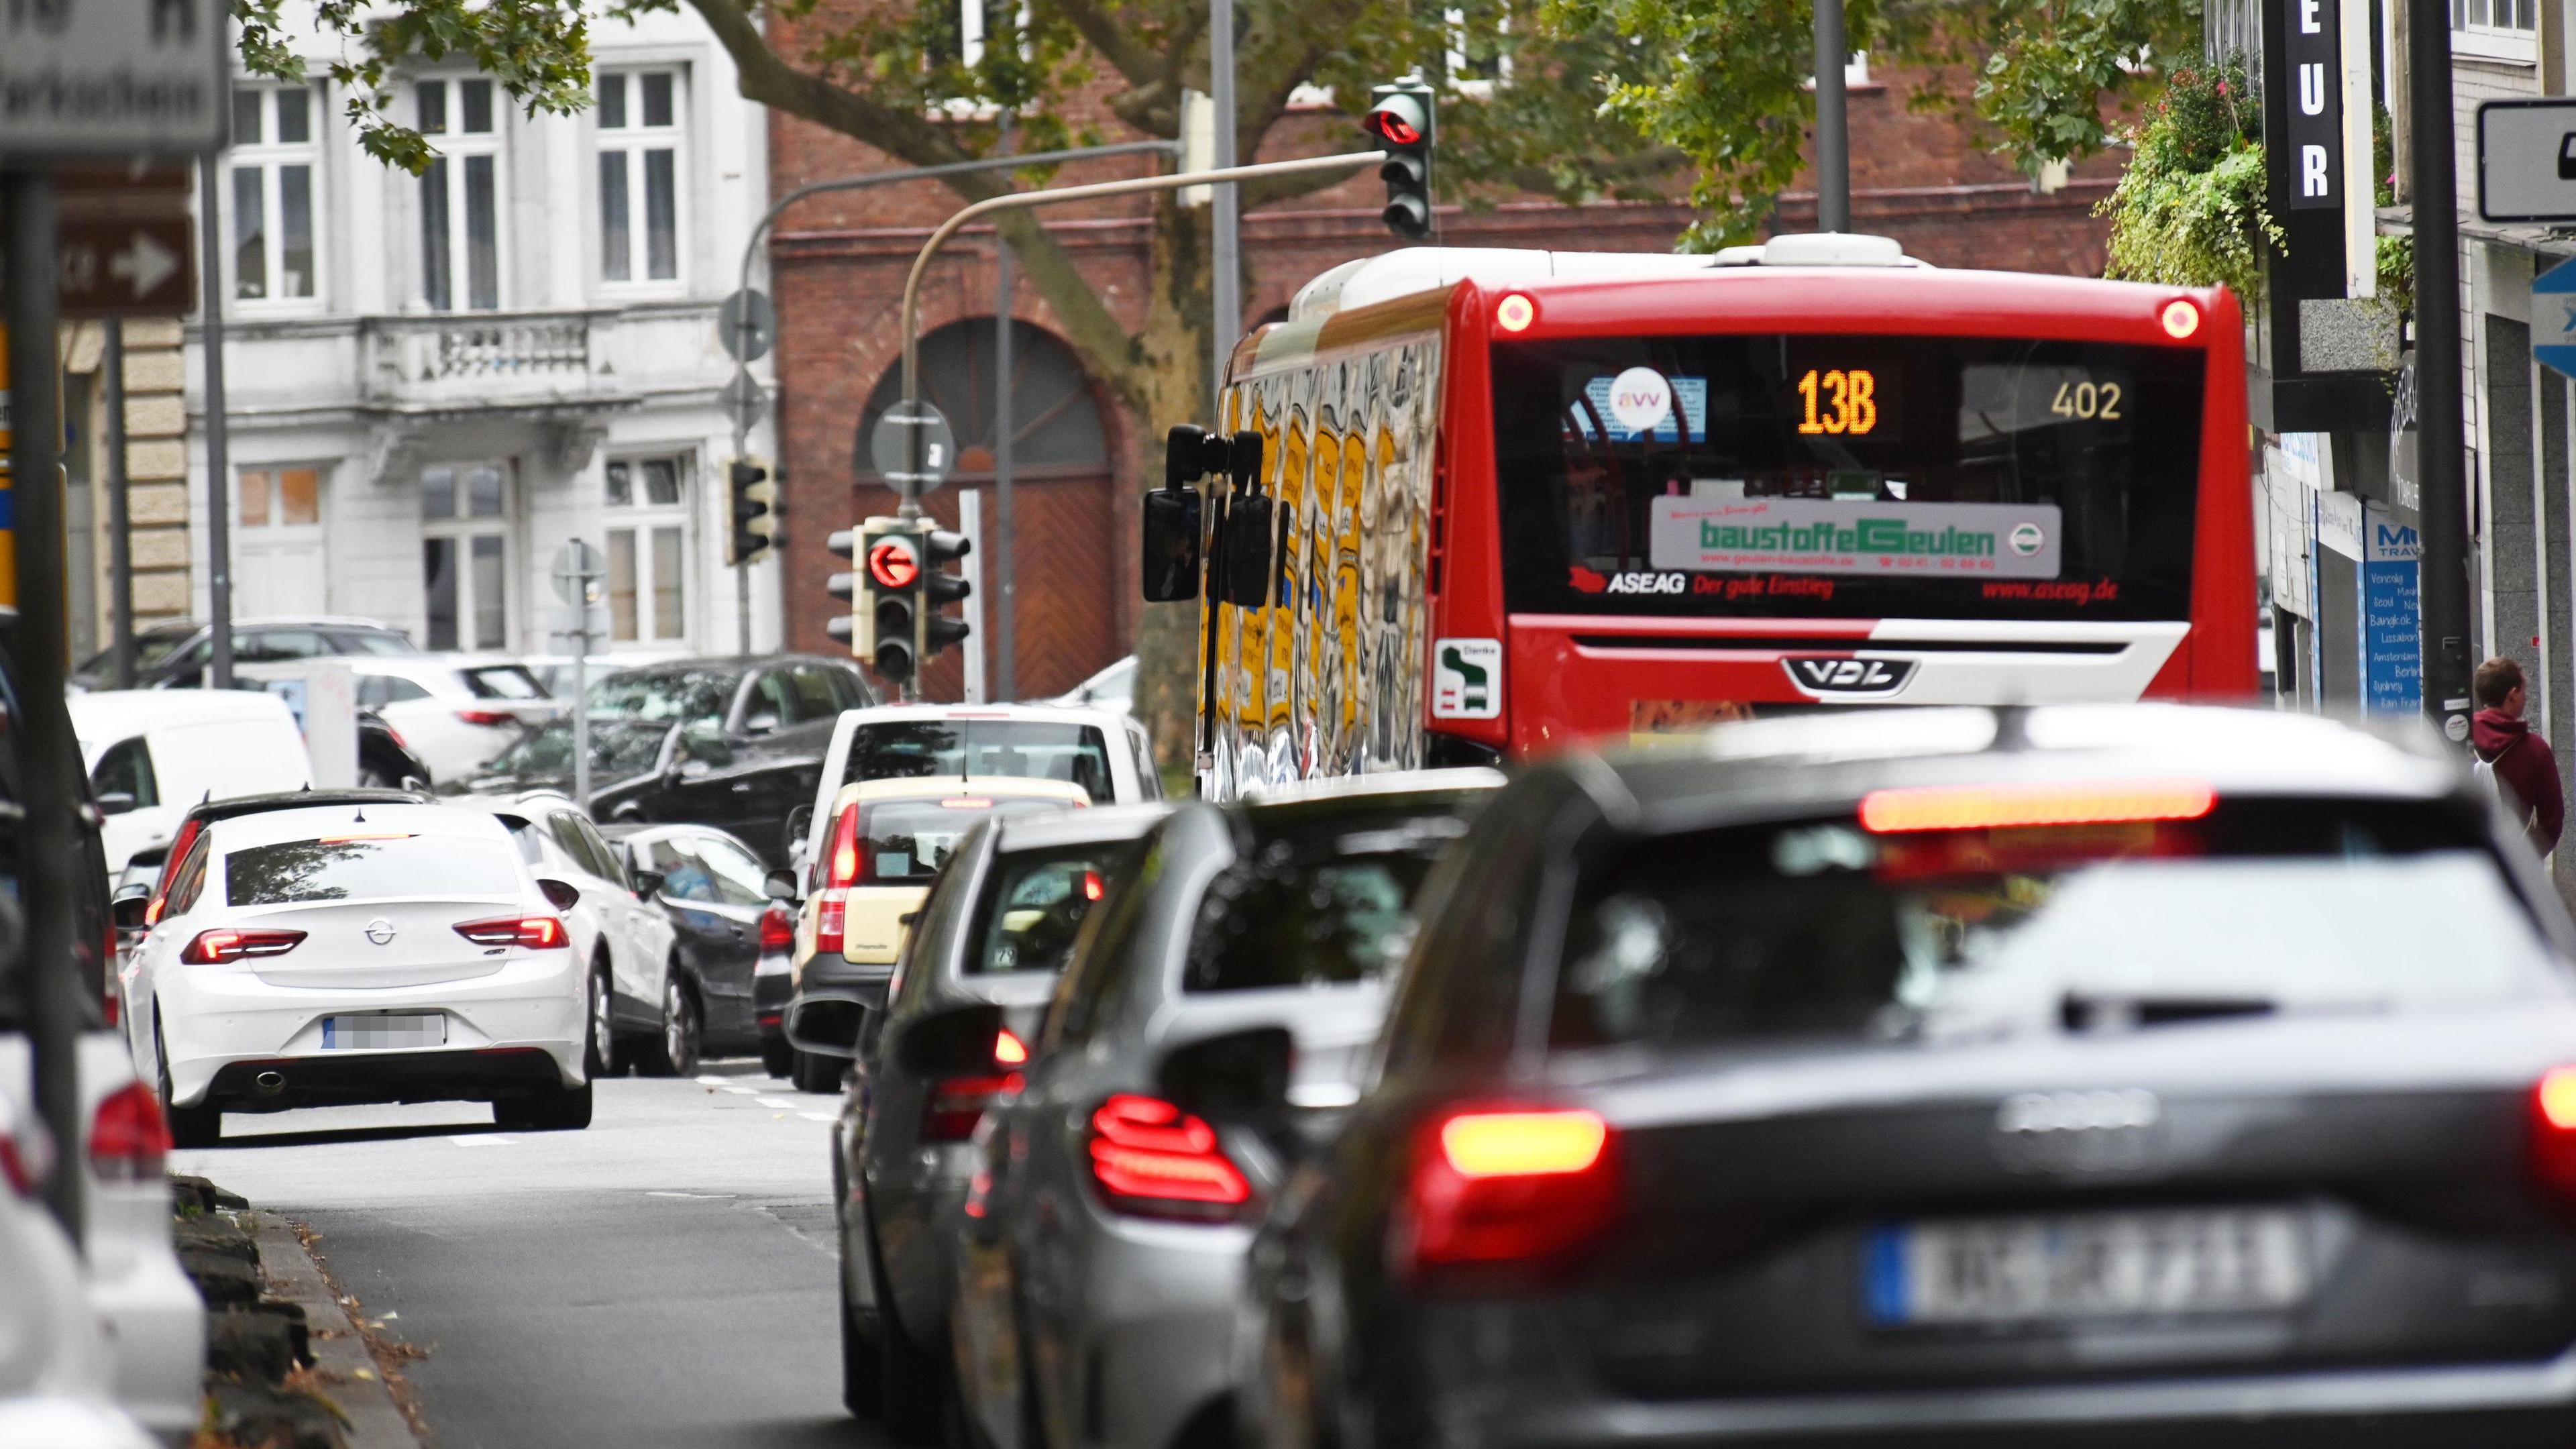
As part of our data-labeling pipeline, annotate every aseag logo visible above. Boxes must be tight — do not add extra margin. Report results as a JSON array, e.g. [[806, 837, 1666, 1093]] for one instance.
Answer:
[[1783, 656, 1917, 696]]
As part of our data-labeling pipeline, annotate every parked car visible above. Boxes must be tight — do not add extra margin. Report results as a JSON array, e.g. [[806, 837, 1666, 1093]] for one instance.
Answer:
[[72, 690, 314, 892], [1234, 706, 2576, 1449], [70, 616, 415, 692], [518, 648, 694, 701], [950, 769, 1501, 1449], [121, 788, 435, 936], [601, 822, 788, 1075], [784, 775, 1093, 1093], [788, 802, 1171, 1436], [452, 794, 682, 1078], [791, 704, 1160, 882], [345, 655, 559, 785], [450, 717, 673, 804], [359, 710, 436, 793], [1041, 655, 1134, 716], [121, 800, 595, 1144]]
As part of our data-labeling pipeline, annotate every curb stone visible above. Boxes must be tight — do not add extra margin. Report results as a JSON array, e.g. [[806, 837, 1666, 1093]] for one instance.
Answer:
[[250, 1213, 424, 1449]]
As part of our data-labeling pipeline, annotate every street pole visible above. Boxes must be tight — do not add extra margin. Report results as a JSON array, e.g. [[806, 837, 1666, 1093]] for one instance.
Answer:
[[1210, 0, 1242, 384], [2408, 0, 2472, 741], [5, 169, 87, 1243], [104, 321, 134, 689], [1812, 0, 1850, 232], [993, 115, 1017, 704], [197, 153, 233, 690]]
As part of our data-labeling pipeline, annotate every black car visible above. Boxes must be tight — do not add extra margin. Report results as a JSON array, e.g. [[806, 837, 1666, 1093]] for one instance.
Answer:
[[460, 656, 873, 868], [1232, 705, 2576, 1449], [71, 616, 417, 690], [360, 709, 435, 790], [603, 822, 792, 1075]]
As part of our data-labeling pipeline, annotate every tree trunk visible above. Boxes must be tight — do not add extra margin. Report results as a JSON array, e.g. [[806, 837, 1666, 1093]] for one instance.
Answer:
[[1130, 195, 1217, 788]]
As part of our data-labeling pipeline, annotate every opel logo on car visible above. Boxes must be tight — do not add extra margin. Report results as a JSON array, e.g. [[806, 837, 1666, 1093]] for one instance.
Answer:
[[364, 918, 398, 946], [1993, 1089, 2161, 1174], [1783, 655, 1918, 697], [1996, 1089, 2160, 1134]]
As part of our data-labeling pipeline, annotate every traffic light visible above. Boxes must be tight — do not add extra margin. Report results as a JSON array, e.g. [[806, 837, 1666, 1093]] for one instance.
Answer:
[[825, 527, 861, 649], [1364, 79, 1435, 240], [727, 458, 782, 565], [859, 517, 924, 688], [920, 528, 973, 665]]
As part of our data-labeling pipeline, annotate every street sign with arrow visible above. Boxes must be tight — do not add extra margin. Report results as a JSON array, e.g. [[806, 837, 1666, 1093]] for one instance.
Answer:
[[56, 167, 195, 318]]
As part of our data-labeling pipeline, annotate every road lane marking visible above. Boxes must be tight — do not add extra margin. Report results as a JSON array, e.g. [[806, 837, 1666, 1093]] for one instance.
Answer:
[[799, 1112, 837, 1122], [694, 1075, 732, 1086], [724, 1087, 757, 1096], [450, 1134, 518, 1146], [756, 1096, 798, 1109]]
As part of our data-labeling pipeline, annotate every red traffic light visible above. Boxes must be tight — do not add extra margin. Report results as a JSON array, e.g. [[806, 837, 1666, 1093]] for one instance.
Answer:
[[1366, 110, 1421, 146], [866, 538, 921, 590]]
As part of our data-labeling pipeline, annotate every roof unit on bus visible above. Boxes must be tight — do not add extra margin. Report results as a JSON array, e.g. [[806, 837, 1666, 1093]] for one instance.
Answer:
[[1288, 235, 1925, 323]]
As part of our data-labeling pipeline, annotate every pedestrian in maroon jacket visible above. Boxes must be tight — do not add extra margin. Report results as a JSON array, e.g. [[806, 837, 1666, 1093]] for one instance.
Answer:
[[2473, 657, 2565, 857]]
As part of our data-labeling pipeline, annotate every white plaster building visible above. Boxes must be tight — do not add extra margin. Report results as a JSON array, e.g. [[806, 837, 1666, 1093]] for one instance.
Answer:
[[184, 5, 780, 660]]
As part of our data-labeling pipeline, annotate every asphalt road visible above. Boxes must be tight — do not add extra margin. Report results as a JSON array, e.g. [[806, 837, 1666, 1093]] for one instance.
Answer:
[[170, 1061, 872, 1449]]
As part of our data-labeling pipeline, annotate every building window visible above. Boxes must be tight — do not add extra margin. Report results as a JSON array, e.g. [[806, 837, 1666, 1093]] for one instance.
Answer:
[[239, 467, 321, 529], [227, 85, 320, 303], [417, 78, 504, 311], [2456, 0, 2536, 30], [1444, 7, 1511, 89], [423, 462, 512, 650], [605, 457, 688, 643], [597, 70, 684, 285]]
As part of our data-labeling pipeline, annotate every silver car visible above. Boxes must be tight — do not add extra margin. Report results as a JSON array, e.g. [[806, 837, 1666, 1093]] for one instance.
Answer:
[[950, 769, 1501, 1449], [795, 802, 1171, 1442]]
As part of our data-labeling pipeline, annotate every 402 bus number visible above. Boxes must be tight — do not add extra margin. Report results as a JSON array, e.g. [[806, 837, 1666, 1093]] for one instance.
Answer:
[[1797, 369, 1879, 435], [2049, 380, 2123, 420]]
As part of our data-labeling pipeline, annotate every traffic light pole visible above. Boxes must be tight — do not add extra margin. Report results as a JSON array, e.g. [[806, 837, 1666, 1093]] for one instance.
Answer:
[[895, 149, 1388, 521]]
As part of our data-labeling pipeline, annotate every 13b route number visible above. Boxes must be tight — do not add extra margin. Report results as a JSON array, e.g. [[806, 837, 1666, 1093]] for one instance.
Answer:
[[2049, 380, 2123, 420], [1797, 368, 1879, 435]]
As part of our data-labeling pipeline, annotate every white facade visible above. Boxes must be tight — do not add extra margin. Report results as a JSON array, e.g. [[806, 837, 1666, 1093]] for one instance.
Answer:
[[184, 5, 780, 659]]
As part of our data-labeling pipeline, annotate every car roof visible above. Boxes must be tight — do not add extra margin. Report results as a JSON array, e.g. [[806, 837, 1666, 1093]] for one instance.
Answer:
[[67, 688, 297, 738], [182, 787, 430, 826], [1578, 705, 2462, 837], [828, 775, 1095, 810], [836, 702, 1131, 729], [211, 801, 513, 851], [992, 802, 1173, 853]]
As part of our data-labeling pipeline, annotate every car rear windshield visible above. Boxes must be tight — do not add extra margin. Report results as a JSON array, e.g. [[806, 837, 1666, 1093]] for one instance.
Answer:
[[225, 833, 521, 906], [588, 669, 733, 726], [1548, 796, 2567, 1051], [493, 720, 667, 779], [969, 843, 1132, 975], [1183, 805, 1474, 993], [464, 665, 547, 700], [1490, 333, 2206, 621], [845, 720, 1114, 803], [861, 798, 1073, 884]]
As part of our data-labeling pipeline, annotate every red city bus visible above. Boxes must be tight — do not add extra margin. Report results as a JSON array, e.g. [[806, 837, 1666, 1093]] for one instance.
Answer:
[[1173, 235, 2254, 796]]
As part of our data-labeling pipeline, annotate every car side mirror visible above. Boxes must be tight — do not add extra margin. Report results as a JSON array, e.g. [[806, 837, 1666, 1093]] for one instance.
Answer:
[[764, 869, 799, 902], [743, 711, 782, 737], [110, 887, 151, 930], [95, 792, 137, 816], [633, 870, 664, 901], [539, 878, 581, 912], [896, 1002, 1006, 1078], [1141, 484, 1203, 603], [786, 995, 867, 1061], [1157, 1025, 1293, 1124], [680, 721, 732, 767]]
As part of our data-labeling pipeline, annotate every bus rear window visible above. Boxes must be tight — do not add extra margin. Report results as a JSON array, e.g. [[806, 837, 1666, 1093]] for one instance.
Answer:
[[1491, 333, 2206, 622]]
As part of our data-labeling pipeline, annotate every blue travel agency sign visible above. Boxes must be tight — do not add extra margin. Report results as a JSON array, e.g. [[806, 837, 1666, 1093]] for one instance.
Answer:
[[2361, 502, 2421, 714]]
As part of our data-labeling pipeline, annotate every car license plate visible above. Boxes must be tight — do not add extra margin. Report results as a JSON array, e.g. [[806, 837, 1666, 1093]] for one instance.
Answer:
[[1864, 1208, 2309, 1326], [319, 1014, 447, 1051]]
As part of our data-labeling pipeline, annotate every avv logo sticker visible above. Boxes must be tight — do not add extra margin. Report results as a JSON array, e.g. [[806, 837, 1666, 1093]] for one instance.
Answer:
[[1432, 638, 1503, 720], [1784, 655, 1918, 698]]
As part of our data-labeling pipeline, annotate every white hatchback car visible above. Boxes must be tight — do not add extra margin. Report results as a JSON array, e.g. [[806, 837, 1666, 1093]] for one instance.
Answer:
[[125, 802, 594, 1144], [350, 655, 561, 785]]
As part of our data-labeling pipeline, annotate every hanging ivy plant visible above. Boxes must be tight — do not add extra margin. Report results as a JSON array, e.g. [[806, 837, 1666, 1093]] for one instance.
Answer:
[[2097, 57, 2282, 303]]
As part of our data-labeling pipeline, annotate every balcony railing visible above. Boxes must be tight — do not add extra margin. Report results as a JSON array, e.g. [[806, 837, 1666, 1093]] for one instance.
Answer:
[[360, 311, 609, 409]]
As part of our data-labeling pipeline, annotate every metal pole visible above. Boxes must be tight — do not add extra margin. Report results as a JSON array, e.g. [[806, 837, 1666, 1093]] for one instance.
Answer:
[[7, 169, 87, 1243], [572, 599, 592, 811], [994, 116, 1016, 704], [735, 541, 751, 655], [1812, 0, 1850, 232], [104, 321, 133, 689], [1210, 0, 1242, 385], [2409, 0, 2471, 741], [197, 153, 233, 690]]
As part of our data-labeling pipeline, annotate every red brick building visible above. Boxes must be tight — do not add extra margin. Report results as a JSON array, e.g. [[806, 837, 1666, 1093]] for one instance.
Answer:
[[764, 60, 2123, 699]]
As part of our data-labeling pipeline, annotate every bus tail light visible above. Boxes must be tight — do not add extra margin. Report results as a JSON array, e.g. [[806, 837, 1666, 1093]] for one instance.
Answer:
[[1086, 1093, 1250, 1220], [89, 1082, 171, 1185], [1398, 1108, 1620, 1279], [180, 928, 307, 965], [2159, 298, 2201, 339]]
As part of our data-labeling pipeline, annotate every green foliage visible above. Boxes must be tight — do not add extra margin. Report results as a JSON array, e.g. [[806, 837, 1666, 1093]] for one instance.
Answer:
[[233, 0, 596, 173], [1539, 0, 2204, 247], [2098, 58, 2279, 301]]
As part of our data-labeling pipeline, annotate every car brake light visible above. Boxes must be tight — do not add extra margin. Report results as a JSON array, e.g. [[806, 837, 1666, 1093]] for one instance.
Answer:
[[758, 904, 794, 952], [1856, 779, 2216, 834], [89, 1082, 171, 1184], [994, 1028, 1028, 1065], [815, 890, 849, 957], [152, 818, 204, 918], [0, 1123, 48, 1197], [1081, 871, 1104, 902], [180, 928, 309, 965], [454, 915, 568, 949], [1086, 1093, 1250, 1220], [825, 804, 866, 888], [1398, 1107, 1620, 1279], [458, 709, 516, 727], [2532, 1068, 2576, 1199], [384, 722, 411, 749], [919, 1028, 1031, 1142]]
